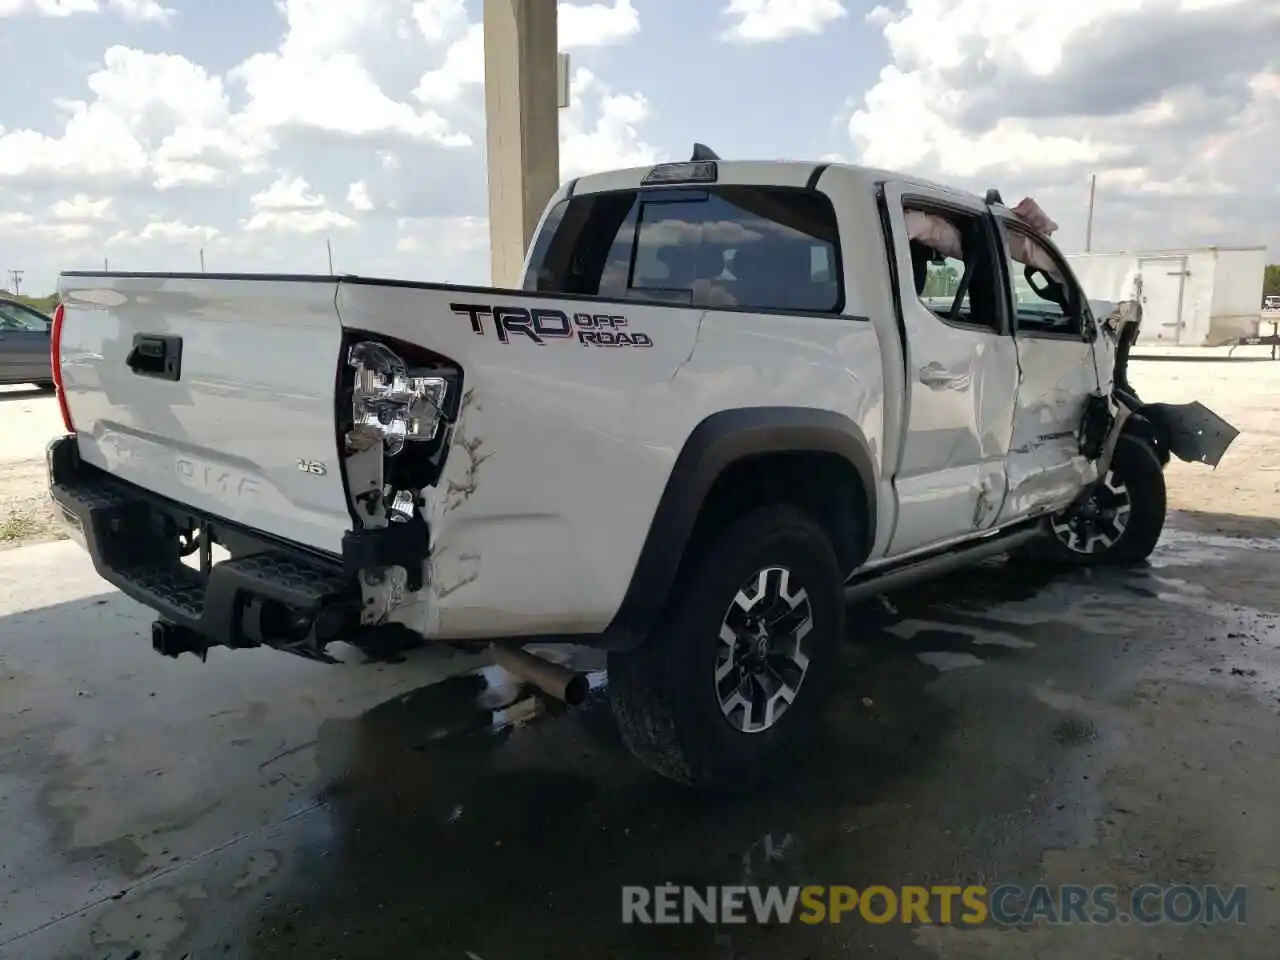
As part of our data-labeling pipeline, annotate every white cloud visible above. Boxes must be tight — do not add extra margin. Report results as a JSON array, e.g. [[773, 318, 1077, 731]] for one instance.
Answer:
[[0, 0, 96, 15], [243, 209, 358, 235], [0, 209, 98, 243], [415, 0, 641, 104], [0, 45, 252, 187], [105, 0, 172, 21], [413, 21, 484, 104], [347, 180, 374, 211], [243, 175, 354, 233], [560, 68, 659, 178], [722, 0, 847, 42], [396, 214, 487, 254], [1, 0, 658, 289], [230, 0, 472, 149], [560, 0, 639, 48], [412, 0, 467, 42], [251, 174, 325, 211], [395, 215, 490, 283], [51, 194, 114, 220], [0, 0, 171, 19], [109, 220, 220, 244], [846, 0, 1280, 253], [38, 222, 97, 241]]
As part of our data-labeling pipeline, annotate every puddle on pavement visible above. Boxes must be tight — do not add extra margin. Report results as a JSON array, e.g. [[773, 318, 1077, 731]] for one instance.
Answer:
[[10, 533, 1280, 958], [240, 557, 1124, 960], [25, 549, 1257, 958], [1151, 528, 1280, 570]]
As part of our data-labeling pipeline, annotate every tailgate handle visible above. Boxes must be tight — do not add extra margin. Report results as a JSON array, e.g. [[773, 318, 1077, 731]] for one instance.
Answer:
[[127, 334, 183, 381]]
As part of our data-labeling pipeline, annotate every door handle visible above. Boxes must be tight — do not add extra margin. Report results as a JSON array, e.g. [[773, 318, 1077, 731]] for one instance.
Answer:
[[918, 362, 971, 390], [126, 334, 183, 381]]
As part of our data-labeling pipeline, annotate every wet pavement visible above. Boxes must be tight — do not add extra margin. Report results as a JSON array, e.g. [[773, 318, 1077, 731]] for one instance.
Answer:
[[4, 512, 1280, 959]]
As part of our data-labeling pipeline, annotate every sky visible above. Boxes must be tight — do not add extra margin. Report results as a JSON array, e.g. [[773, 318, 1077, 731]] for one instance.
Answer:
[[0, 0, 1276, 295]]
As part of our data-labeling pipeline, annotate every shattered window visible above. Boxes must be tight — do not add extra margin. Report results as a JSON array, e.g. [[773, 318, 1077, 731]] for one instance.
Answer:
[[903, 206, 999, 332], [1002, 226, 1082, 336]]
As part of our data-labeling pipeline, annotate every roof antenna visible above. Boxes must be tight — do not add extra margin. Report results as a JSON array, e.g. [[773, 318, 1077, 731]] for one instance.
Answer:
[[690, 143, 721, 162]]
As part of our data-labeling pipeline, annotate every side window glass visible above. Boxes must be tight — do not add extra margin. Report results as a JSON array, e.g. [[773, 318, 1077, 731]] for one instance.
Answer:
[[523, 192, 638, 296], [902, 207, 998, 332], [629, 187, 843, 312], [0, 305, 42, 331], [1005, 227, 1081, 336], [524, 186, 844, 313], [521, 200, 568, 291]]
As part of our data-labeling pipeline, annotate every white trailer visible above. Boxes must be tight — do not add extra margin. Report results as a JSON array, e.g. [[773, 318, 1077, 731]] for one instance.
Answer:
[[1066, 246, 1267, 348]]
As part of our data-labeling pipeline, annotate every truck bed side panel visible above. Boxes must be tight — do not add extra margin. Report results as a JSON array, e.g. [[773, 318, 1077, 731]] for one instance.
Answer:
[[334, 281, 705, 639]]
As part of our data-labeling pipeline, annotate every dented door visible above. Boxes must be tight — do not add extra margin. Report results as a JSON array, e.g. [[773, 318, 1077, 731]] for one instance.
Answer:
[[994, 217, 1105, 522], [880, 183, 1019, 556]]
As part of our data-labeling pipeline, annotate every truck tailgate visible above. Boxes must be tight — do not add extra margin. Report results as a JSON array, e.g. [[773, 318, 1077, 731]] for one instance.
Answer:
[[57, 275, 350, 555]]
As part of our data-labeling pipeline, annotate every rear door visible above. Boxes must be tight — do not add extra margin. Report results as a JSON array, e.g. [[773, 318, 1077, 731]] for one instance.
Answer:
[[992, 216, 1104, 523], [880, 183, 1020, 555], [57, 275, 350, 554], [0, 301, 51, 382]]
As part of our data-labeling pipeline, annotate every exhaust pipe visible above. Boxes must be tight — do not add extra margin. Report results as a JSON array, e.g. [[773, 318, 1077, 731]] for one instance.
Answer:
[[490, 644, 589, 707]]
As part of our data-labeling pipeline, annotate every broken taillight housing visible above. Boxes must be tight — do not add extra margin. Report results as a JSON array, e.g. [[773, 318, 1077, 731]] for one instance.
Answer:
[[346, 340, 448, 456]]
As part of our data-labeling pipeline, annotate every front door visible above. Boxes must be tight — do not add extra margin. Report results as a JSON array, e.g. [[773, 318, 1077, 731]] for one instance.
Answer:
[[881, 183, 1020, 556], [993, 216, 1104, 523]]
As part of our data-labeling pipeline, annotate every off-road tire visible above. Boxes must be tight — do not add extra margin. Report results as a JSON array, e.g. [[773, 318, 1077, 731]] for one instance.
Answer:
[[608, 505, 846, 792], [1044, 433, 1166, 565]]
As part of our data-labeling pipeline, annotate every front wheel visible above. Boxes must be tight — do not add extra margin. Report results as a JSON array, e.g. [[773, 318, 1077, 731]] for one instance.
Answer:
[[1046, 433, 1166, 565], [607, 505, 846, 792]]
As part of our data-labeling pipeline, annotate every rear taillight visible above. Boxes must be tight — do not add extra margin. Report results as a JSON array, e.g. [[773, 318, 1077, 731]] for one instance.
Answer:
[[50, 303, 74, 433], [345, 340, 449, 456]]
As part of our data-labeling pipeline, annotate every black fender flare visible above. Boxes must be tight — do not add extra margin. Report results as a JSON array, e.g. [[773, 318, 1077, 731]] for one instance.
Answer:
[[1121, 403, 1173, 467], [602, 406, 878, 648]]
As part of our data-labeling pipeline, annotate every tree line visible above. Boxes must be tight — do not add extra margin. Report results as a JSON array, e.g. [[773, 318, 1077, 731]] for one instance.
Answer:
[[0, 293, 58, 313]]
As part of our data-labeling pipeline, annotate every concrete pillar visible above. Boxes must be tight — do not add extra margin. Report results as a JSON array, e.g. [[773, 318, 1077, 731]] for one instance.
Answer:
[[483, 0, 560, 288]]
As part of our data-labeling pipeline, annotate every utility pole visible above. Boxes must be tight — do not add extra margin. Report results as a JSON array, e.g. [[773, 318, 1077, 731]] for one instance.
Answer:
[[1085, 174, 1097, 253], [103, 258, 109, 271], [327, 238, 334, 275], [7, 269, 22, 295], [199, 248, 206, 272]]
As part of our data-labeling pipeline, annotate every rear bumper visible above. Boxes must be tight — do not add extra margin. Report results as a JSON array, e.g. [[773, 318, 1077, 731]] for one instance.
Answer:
[[46, 435, 360, 661]]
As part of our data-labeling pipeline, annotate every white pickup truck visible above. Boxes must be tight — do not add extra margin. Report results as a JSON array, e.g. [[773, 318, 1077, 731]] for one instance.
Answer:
[[48, 147, 1237, 792]]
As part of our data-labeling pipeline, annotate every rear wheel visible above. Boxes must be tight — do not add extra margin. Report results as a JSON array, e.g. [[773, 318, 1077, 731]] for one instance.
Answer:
[[608, 505, 845, 792], [1046, 433, 1166, 565]]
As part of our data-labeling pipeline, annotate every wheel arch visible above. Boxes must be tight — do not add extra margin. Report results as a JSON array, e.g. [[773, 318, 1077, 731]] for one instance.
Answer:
[[604, 406, 878, 647], [1120, 405, 1172, 467]]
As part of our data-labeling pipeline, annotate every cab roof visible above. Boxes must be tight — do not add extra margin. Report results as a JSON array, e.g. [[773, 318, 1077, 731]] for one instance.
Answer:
[[569, 156, 991, 209]]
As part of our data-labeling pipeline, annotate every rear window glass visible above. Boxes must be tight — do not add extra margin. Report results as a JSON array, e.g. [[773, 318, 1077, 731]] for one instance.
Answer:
[[524, 185, 843, 314]]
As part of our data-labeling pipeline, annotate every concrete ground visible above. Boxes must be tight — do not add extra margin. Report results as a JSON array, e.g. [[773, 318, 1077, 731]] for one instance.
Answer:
[[2, 358, 1280, 959], [0, 385, 65, 545]]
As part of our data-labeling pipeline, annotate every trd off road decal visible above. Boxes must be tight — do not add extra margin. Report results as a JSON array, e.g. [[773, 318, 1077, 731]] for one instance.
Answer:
[[450, 302, 654, 348]]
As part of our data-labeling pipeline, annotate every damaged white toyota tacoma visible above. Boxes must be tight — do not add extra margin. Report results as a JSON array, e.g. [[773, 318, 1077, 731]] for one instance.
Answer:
[[47, 146, 1238, 792]]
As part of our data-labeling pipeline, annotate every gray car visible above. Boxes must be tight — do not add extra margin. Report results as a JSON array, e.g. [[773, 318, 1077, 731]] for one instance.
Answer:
[[0, 298, 54, 389]]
